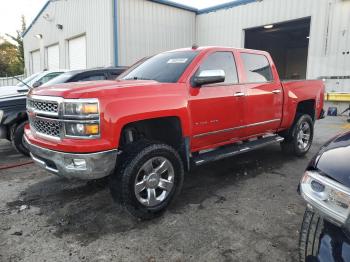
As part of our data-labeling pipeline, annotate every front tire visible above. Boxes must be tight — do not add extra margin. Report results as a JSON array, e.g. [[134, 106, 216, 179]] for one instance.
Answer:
[[299, 208, 324, 262], [109, 140, 184, 220], [11, 121, 30, 156], [281, 114, 314, 156]]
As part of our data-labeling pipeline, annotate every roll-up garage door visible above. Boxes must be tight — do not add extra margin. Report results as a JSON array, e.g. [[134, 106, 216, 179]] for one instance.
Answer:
[[31, 50, 41, 73], [47, 44, 60, 70], [68, 36, 86, 70]]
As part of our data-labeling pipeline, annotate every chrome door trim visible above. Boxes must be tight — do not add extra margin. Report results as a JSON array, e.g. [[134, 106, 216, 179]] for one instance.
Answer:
[[193, 119, 281, 138]]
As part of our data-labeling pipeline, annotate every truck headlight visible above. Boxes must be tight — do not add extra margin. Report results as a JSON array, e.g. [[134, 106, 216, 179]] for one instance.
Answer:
[[64, 100, 99, 116], [300, 171, 350, 225], [65, 122, 100, 137]]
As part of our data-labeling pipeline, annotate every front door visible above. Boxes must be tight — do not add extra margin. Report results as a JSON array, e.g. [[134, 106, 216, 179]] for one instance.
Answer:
[[239, 52, 283, 137], [189, 51, 245, 151]]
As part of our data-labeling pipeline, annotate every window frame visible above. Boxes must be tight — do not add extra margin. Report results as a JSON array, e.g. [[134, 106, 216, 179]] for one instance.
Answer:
[[239, 52, 274, 84], [191, 51, 240, 87]]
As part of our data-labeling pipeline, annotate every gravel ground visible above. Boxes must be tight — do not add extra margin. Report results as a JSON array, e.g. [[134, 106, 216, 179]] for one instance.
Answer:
[[0, 116, 349, 262]]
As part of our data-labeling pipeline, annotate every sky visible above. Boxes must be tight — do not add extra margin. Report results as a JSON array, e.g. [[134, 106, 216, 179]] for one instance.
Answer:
[[0, 0, 233, 37]]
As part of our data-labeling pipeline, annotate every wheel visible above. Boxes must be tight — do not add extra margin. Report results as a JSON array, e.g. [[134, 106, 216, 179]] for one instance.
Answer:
[[280, 114, 314, 156], [11, 121, 30, 156], [299, 208, 324, 262], [109, 140, 184, 220]]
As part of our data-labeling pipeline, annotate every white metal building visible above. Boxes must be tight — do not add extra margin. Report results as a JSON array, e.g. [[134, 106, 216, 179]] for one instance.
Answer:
[[23, 0, 350, 105]]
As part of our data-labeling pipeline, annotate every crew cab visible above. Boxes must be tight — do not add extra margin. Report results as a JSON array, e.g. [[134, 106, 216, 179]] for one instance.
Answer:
[[24, 46, 325, 219]]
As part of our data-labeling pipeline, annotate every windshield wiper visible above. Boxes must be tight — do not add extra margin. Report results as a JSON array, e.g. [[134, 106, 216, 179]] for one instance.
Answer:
[[13, 76, 31, 89]]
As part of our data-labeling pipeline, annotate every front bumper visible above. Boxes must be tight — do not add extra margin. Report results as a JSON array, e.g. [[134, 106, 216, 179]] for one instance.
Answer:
[[24, 136, 118, 180]]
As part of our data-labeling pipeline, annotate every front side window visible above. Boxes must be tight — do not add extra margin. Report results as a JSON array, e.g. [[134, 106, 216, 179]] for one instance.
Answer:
[[241, 53, 273, 83], [196, 51, 238, 84], [120, 51, 198, 83]]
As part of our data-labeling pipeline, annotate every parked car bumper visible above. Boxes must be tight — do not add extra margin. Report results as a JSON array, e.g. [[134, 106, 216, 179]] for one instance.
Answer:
[[24, 135, 118, 180]]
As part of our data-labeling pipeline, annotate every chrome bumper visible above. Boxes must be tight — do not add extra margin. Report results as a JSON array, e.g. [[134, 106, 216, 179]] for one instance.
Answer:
[[24, 136, 118, 180]]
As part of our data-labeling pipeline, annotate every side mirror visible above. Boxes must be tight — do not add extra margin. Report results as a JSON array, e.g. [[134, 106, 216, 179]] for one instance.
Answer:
[[193, 69, 225, 87], [32, 81, 43, 88]]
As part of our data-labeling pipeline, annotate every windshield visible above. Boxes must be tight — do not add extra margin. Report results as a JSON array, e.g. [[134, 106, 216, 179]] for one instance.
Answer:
[[16, 73, 40, 87], [41, 72, 75, 87], [120, 51, 198, 83]]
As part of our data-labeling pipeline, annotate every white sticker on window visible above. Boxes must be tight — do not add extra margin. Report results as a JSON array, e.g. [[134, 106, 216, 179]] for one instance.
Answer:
[[167, 58, 188, 64]]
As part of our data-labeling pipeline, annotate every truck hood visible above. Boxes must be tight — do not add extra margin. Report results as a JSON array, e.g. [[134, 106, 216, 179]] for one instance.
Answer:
[[30, 80, 163, 98], [311, 131, 350, 187]]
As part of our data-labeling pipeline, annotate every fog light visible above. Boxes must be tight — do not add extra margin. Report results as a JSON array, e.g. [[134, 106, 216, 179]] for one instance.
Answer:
[[73, 159, 86, 169]]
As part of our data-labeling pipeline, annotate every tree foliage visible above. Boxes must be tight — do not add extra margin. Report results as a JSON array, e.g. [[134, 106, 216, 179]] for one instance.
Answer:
[[0, 16, 26, 77]]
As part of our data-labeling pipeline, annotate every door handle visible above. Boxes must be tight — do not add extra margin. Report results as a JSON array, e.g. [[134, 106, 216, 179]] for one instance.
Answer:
[[234, 92, 245, 97], [272, 89, 282, 94]]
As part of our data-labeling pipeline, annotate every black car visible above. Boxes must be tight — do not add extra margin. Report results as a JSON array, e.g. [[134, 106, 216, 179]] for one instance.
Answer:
[[299, 130, 350, 262], [40, 67, 127, 87], [0, 67, 127, 156]]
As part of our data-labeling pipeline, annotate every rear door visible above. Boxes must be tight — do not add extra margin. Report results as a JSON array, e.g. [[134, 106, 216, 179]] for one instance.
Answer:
[[239, 52, 283, 137], [189, 51, 245, 151]]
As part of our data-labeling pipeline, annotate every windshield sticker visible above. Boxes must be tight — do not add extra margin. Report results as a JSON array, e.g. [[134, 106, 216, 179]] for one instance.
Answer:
[[167, 58, 188, 64]]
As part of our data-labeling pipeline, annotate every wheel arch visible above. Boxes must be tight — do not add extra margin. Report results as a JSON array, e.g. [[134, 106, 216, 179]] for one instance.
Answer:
[[117, 116, 191, 171], [295, 99, 316, 122]]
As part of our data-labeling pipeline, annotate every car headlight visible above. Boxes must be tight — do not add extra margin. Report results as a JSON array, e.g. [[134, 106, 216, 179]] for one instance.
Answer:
[[300, 170, 350, 225], [64, 100, 99, 116], [65, 122, 100, 137], [0, 110, 3, 122]]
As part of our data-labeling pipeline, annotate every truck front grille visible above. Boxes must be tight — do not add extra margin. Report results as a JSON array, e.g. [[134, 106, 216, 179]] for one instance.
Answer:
[[27, 99, 59, 114], [30, 117, 61, 138]]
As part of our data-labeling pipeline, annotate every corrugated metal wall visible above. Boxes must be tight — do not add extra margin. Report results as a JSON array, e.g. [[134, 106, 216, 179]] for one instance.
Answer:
[[117, 0, 196, 65], [23, 0, 350, 94], [23, 0, 114, 75], [196, 0, 350, 89]]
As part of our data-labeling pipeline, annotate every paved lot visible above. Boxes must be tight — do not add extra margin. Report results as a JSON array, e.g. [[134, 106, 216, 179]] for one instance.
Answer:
[[0, 116, 349, 262]]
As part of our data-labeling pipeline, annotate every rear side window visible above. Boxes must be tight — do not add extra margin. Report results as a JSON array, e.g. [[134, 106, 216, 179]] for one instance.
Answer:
[[78, 74, 107, 82], [241, 53, 273, 83], [197, 52, 238, 84], [108, 69, 125, 80]]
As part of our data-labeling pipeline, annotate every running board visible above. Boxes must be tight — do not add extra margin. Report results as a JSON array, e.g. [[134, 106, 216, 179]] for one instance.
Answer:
[[192, 135, 284, 166]]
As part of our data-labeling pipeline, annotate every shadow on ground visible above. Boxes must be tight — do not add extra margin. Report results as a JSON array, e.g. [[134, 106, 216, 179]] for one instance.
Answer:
[[6, 144, 298, 245]]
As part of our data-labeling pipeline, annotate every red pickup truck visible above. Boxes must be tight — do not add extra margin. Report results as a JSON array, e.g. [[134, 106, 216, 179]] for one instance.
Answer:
[[24, 46, 324, 219]]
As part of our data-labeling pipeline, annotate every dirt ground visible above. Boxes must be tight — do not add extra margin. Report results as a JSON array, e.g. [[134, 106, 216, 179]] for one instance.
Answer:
[[0, 116, 349, 262]]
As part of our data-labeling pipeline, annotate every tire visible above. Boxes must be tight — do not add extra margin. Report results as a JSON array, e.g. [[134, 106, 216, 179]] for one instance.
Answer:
[[11, 121, 30, 156], [299, 208, 324, 262], [109, 140, 184, 220], [280, 114, 314, 157]]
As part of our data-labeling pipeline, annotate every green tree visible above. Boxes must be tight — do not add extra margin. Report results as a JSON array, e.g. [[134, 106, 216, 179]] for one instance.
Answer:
[[6, 15, 26, 73], [0, 40, 23, 77]]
